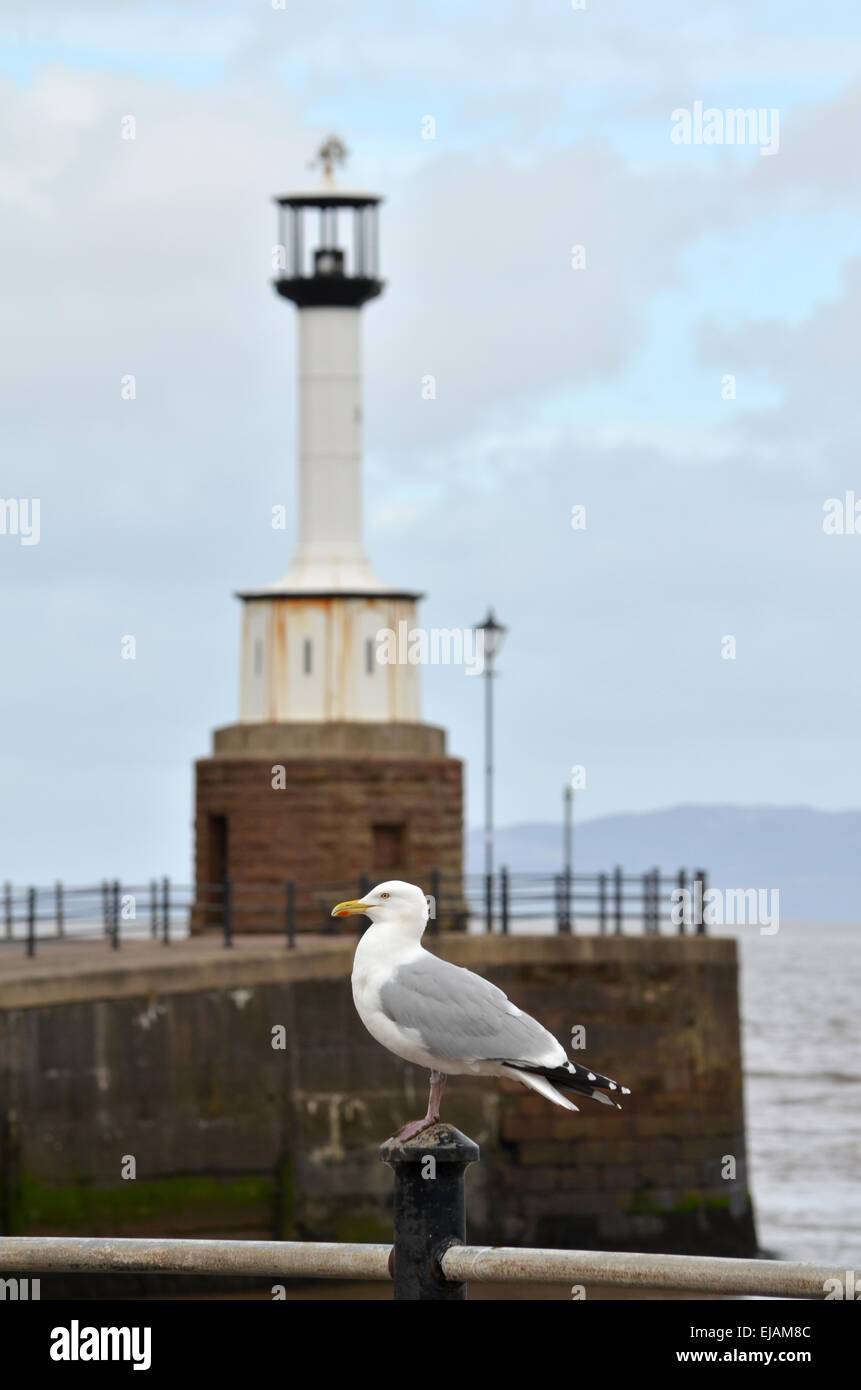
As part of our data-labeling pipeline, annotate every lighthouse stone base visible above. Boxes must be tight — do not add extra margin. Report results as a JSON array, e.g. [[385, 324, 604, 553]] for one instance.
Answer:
[[193, 721, 463, 934]]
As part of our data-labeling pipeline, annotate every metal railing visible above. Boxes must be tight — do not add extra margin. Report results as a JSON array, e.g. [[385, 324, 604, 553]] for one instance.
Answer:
[[0, 1123, 840, 1300], [0, 1237, 837, 1300], [0, 868, 709, 956]]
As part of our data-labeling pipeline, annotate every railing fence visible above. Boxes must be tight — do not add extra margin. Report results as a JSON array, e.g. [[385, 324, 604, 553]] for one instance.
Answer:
[[0, 867, 709, 956]]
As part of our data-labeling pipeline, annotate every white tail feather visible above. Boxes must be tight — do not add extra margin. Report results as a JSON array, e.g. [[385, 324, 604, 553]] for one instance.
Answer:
[[501, 1065, 579, 1111]]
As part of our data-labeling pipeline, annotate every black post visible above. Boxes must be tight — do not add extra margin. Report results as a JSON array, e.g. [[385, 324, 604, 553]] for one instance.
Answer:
[[111, 879, 120, 949], [55, 881, 64, 938], [677, 868, 687, 935], [150, 879, 158, 940], [222, 875, 233, 948], [161, 876, 170, 945], [597, 872, 607, 933], [285, 879, 295, 949], [26, 887, 36, 958], [560, 867, 572, 934], [500, 865, 509, 935], [652, 868, 662, 933], [483, 657, 494, 933], [101, 879, 110, 936], [613, 865, 623, 934], [429, 867, 440, 937], [695, 869, 707, 935], [3, 881, 11, 940], [380, 1124, 480, 1301], [641, 870, 649, 933]]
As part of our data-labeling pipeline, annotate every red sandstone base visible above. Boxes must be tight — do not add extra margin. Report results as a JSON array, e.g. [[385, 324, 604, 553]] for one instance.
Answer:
[[193, 748, 464, 933]]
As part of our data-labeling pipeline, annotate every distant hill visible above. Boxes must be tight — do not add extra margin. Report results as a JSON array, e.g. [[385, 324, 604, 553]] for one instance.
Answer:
[[466, 805, 860, 922]]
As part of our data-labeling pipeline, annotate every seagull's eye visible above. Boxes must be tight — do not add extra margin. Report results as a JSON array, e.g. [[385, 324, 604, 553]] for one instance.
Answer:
[[379, 891, 390, 900]]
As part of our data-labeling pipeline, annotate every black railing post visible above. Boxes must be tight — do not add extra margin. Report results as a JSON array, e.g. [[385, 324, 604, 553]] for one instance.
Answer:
[[641, 870, 649, 932], [3, 881, 11, 940], [652, 867, 661, 933], [101, 879, 110, 937], [222, 875, 233, 948], [559, 867, 572, 934], [598, 872, 607, 934], [285, 880, 295, 949], [161, 876, 170, 945], [484, 872, 493, 935], [677, 868, 687, 935], [380, 1124, 480, 1301], [111, 879, 120, 949], [150, 879, 158, 940], [26, 887, 36, 958], [613, 865, 623, 934], [429, 867, 440, 936], [500, 865, 509, 935], [55, 881, 64, 937], [695, 869, 707, 935]]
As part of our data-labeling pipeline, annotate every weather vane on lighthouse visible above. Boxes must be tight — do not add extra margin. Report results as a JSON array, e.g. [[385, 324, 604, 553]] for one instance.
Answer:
[[310, 134, 349, 183]]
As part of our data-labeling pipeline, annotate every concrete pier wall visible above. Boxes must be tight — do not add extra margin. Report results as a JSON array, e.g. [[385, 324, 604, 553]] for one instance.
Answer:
[[0, 934, 757, 1257]]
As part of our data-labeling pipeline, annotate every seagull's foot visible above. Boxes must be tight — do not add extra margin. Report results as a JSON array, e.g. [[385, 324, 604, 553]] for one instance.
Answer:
[[393, 1112, 439, 1142]]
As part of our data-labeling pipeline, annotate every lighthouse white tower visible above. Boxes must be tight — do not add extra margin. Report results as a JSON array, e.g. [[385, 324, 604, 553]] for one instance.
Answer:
[[195, 139, 462, 927], [237, 138, 420, 725]]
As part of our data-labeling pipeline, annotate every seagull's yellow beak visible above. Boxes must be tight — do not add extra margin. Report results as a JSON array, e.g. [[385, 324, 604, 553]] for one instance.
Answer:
[[331, 898, 372, 919]]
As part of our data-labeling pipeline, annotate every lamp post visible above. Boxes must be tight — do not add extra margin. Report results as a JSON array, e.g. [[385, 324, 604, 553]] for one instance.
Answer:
[[562, 783, 574, 933], [476, 609, 507, 932]]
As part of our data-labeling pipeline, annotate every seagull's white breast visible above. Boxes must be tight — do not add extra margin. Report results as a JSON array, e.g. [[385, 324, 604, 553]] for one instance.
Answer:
[[351, 924, 454, 1071]]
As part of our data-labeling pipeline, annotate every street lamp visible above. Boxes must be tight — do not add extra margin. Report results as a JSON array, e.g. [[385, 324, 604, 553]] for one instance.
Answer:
[[476, 608, 507, 932], [562, 782, 574, 933]]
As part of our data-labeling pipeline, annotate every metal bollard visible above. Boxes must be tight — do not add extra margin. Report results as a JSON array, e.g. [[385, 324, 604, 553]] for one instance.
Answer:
[[380, 1123, 480, 1301]]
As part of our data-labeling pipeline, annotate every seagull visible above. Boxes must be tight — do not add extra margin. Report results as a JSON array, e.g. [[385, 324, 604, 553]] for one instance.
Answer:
[[332, 879, 630, 1141]]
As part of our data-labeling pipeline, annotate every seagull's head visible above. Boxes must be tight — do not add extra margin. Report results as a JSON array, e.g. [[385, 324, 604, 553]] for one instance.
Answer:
[[331, 880, 430, 932]]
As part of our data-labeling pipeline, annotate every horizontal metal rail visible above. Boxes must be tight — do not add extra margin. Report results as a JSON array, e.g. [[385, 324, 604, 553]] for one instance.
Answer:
[[0, 1237, 840, 1298], [444, 1247, 839, 1299], [0, 1238, 392, 1282]]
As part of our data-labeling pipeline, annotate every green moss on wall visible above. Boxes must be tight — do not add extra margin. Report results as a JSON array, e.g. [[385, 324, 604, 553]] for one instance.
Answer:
[[18, 1173, 274, 1236]]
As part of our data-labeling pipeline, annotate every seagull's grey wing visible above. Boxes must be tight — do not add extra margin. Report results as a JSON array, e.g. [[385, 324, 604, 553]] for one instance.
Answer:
[[378, 952, 563, 1066]]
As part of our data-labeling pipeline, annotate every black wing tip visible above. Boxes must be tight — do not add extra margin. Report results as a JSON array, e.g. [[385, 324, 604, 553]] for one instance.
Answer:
[[501, 1058, 632, 1107]]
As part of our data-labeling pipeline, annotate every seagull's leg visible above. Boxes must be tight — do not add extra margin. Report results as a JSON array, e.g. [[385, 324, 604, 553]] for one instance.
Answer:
[[393, 1070, 448, 1141], [429, 1069, 447, 1119]]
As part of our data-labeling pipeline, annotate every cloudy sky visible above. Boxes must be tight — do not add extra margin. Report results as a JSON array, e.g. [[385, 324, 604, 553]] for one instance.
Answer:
[[2, 0, 861, 883]]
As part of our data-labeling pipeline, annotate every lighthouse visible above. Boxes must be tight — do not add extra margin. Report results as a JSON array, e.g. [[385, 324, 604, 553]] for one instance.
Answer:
[[193, 139, 464, 930], [238, 137, 420, 725]]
